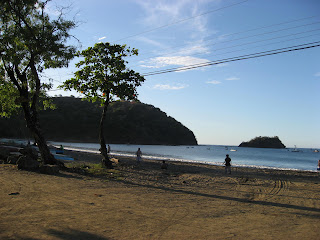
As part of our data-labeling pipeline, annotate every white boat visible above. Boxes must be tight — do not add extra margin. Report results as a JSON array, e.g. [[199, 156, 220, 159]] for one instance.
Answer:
[[292, 145, 300, 152]]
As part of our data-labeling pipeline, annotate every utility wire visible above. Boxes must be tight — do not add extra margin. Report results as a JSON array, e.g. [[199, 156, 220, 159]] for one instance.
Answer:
[[142, 41, 320, 76], [197, 32, 320, 60], [130, 27, 320, 68], [132, 21, 320, 65], [136, 16, 316, 58], [188, 28, 320, 58], [114, 0, 249, 43], [143, 41, 319, 75]]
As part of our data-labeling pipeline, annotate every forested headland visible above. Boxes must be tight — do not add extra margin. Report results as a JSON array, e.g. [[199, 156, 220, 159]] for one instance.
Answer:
[[0, 97, 198, 146], [239, 136, 286, 149]]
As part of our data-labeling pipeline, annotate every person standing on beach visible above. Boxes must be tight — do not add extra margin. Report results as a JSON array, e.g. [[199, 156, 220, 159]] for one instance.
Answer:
[[161, 160, 168, 170], [317, 160, 320, 171], [136, 148, 142, 164], [107, 145, 111, 154], [224, 154, 232, 174]]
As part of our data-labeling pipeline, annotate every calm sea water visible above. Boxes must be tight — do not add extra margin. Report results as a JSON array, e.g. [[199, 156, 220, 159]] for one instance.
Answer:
[[2, 139, 318, 172], [48, 141, 320, 172]]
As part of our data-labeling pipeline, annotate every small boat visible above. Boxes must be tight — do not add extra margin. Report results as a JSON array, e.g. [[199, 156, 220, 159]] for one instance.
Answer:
[[314, 149, 319, 153], [53, 154, 74, 161], [292, 145, 300, 152], [230, 149, 237, 152]]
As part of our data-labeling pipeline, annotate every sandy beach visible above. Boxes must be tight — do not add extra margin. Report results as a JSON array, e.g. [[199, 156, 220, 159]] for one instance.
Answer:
[[1, 149, 320, 240]]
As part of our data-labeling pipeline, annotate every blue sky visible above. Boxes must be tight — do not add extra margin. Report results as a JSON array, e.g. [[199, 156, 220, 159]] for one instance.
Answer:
[[44, 0, 320, 148]]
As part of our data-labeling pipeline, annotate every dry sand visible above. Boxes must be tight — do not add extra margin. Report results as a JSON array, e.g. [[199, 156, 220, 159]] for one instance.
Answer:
[[1, 150, 320, 240]]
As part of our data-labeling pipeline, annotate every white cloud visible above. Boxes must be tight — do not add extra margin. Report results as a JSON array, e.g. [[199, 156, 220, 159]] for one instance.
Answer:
[[177, 42, 211, 55], [314, 72, 320, 77], [98, 36, 106, 41], [153, 84, 188, 90], [134, 0, 213, 38], [135, 36, 168, 49], [225, 77, 240, 81], [207, 80, 221, 84], [140, 55, 210, 69]]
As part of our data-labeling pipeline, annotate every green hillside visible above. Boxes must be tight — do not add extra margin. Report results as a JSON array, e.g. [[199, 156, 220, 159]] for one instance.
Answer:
[[0, 97, 198, 145]]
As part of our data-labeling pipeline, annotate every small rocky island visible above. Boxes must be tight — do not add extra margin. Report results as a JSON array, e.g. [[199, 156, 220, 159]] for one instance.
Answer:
[[239, 136, 286, 149]]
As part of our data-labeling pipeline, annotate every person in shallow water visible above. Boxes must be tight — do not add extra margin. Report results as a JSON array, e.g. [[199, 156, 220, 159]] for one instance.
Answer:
[[224, 154, 232, 174]]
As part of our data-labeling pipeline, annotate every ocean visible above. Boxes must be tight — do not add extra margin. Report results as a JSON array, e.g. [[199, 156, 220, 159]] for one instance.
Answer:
[[47, 141, 320, 172]]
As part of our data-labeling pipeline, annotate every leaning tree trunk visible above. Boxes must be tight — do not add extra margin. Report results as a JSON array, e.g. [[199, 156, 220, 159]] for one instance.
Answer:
[[21, 100, 57, 165], [99, 91, 113, 168], [6, 61, 57, 166]]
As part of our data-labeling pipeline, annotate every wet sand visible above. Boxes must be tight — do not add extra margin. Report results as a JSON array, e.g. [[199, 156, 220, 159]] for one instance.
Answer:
[[1, 149, 320, 240]]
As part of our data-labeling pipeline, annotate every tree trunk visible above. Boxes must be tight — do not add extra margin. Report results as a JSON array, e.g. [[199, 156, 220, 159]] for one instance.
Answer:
[[99, 91, 113, 168], [21, 101, 57, 165], [6, 62, 57, 166]]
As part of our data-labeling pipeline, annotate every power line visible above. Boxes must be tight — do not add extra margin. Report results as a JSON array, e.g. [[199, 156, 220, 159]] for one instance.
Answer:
[[132, 21, 320, 65], [188, 28, 320, 58], [130, 27, 320, 68], [142, 41, 320, 76], [143, 41, 320, 75], [197, 32, 320, 60], [114, 0, 249, 43], [136, 16, 316, 58]]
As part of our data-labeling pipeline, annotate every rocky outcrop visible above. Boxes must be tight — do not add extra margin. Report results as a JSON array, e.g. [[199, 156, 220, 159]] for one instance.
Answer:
[[239, 136, 286, 149]]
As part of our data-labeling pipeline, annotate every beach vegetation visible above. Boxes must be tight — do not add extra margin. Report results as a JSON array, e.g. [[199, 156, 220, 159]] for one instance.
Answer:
[[0, 0, 76, 165], [65, 162, 122, 180], [60, 43, 145, 168]]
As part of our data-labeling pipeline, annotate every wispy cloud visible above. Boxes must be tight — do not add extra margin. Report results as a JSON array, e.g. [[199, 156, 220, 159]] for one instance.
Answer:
[[207, 80, 221, 84], [140, 55, 210, 69], [314, 72, 320, 77], [134, 36, 168, 49], [153, 84, 188, 90], [225, 77, 240, 81], [134, 0, 214, 40], [98, 36, 106, 41]]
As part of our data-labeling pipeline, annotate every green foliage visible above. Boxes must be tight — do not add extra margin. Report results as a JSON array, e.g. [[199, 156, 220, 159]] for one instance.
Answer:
[[60, 42, 145, 104], [239, 136, 286, 149], [0, 75, 20, 117], [65, 162, 122, 179], [0, 97, 198, 145], [0, 0, 76, 114]]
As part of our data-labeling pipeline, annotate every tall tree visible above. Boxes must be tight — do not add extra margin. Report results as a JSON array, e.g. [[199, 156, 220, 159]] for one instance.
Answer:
[[61, 42, 145, 168], [0, 0, 76, 164]]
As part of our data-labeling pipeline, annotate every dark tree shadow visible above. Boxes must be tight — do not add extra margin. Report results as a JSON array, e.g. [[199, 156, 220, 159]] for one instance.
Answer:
[[46, 228, 110, 240]]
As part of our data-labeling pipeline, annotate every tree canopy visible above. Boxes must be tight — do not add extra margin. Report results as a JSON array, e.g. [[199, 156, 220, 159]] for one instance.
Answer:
[[60, 42, 145, 167], [0, 0, 77, 164], [61, 42, 144, 104]]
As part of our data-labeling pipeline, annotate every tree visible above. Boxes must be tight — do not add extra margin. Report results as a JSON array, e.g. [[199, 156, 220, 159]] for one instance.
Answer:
[[0, 0, 76, 164], [61, 42, 145, 168]]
